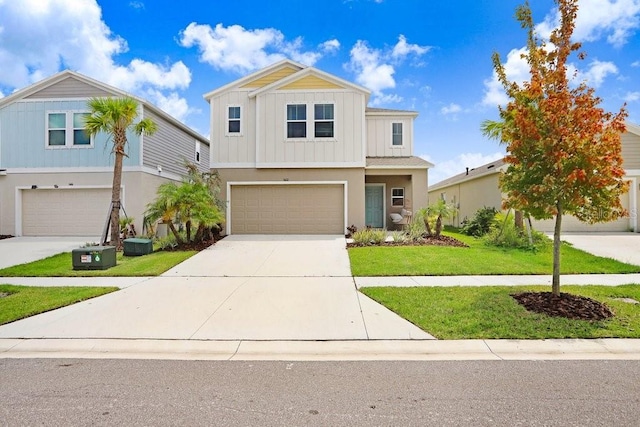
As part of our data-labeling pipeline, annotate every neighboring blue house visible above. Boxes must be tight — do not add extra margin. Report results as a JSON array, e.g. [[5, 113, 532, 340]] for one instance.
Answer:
[[0, 70, 209, 236]]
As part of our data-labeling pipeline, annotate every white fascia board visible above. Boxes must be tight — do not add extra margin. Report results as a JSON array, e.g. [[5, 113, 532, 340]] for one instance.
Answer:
[[256, 162, 366, 169]]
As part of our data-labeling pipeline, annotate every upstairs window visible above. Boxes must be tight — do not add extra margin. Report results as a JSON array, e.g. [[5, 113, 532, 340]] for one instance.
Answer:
[[391, 187, 405, 207], [227, 106, 241, 134], [47, 111, 92, 148], [195, 141, 201, 163], [287, 104, 307, 138], [392, 122, 403, 146], [314, 104, 334, 138]]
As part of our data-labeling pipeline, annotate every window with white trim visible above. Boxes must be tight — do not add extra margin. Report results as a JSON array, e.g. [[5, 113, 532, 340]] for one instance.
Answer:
[[227, 106, 241, 134], [287, 104, 307, 138], [47, 111, 92, 148], [391, 188, 405, 207], [314, 104, 334, 138], [195, 141, 201, 163], [392, 122, 403, 146]]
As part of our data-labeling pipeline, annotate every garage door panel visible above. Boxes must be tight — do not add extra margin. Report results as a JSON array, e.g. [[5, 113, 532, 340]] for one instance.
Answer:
[[231, 184, 344, 235], [22, 188, 111, 236]]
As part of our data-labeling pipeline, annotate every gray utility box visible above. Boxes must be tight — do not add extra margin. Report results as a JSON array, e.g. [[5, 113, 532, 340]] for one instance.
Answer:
[[72, 246, 116, 270], [123, 238, 153, 256]]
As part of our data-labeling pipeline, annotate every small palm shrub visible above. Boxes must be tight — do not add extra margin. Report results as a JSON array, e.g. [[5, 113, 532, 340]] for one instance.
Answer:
[[391, 230, 406, 243], [404, 217, 426, 241], [461, 206, 498, 237]]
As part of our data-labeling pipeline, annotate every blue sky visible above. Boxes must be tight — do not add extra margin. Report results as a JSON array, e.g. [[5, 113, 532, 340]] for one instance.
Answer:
[[1, 0, 638, 183]]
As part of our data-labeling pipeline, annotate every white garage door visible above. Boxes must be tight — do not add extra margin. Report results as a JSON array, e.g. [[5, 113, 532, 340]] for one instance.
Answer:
[[230, 184, 344, 234], [22, 188, 111, 236], [532, 192, 631, 232]]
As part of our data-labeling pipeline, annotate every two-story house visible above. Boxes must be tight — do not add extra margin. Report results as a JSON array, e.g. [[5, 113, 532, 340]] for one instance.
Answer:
[[205, 60, 432, 235], [0, 70, 210, 237]]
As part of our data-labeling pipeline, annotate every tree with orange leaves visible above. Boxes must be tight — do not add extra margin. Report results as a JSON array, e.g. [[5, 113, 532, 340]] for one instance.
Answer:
[[482, 0, 628, 296]]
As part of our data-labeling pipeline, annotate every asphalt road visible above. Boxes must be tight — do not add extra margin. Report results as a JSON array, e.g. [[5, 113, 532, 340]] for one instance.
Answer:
[[1, 359, 638, 426]]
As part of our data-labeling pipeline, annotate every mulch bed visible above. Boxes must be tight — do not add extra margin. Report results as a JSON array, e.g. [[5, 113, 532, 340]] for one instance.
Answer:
[[347, 234, 468, 248], [512, 292, 614, 321], [0, 235, 13, 240], [159, 237, 221, 252]]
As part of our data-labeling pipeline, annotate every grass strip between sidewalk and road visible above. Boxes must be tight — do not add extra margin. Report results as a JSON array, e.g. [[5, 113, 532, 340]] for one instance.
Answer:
[[360, 284, 640, 339], [0, 250, 196, 277], [348, 231, 640, 276], [0, 284, 117, 325]]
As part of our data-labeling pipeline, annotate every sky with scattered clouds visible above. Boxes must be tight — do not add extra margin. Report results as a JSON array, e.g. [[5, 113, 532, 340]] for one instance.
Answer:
[[0, 0, 638, 183]]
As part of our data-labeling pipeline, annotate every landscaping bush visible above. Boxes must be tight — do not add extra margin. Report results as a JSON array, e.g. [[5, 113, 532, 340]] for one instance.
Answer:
[[352, 228, 387, 245], [404, 217, 427, 242], [483, 211, 549, 251], [461, 206, 498, 237]]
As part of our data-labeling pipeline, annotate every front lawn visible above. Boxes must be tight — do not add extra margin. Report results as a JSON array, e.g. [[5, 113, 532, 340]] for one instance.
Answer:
[[0, 284, 117, 325], [0, 250, 196, 277], [349, 231, 640, 276], [360, 285, 640, 339]]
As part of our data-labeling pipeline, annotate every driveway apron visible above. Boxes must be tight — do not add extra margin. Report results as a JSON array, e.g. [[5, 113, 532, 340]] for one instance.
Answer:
[[0, 235, 432, 341]]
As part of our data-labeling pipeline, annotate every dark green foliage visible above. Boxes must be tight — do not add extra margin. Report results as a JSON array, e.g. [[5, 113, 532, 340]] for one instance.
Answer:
[[461, 206, 498, 237]]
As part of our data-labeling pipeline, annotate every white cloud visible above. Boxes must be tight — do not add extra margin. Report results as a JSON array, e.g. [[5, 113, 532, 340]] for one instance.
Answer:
[[482, 47, 530, 107], [625, 91, 640, 102], [536, 0, 640, 47], [179, 23, 333, 73], [346, 35, 430, 105], [632, 60, 640, 67], [369, 93, 403, 107], [129, 1, 144, 9], [0, 0, 193, 119], [440, 103, 462, 115], [320, 39, 340, 54], [426, 152, 505, 185], [145, 90, 199, 122], [575, 60, 618, 88]]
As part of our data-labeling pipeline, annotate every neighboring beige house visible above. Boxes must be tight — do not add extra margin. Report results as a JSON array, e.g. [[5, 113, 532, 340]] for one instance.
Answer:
[[205, 60, 432, 235], [0, 71, 210, 237], [428, 123, 640, 232]]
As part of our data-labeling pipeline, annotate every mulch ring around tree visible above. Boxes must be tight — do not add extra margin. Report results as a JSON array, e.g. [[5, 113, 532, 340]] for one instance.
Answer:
[[347, 234, 469, 248], [512, 292, 614, 321]]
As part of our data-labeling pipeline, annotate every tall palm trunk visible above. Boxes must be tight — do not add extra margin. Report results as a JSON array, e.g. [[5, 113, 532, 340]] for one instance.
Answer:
[[110, 130, 126, 247]]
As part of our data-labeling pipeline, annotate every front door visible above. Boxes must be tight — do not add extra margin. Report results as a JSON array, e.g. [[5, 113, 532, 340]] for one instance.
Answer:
[[365, 185, 384, 228]]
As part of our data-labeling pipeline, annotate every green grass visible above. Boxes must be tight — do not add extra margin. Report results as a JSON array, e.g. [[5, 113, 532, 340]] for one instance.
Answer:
[[0, 250, 196, 277], [349, 230, 640, 276], [0, 284, 117, 325], [360, 285, 640, 339]]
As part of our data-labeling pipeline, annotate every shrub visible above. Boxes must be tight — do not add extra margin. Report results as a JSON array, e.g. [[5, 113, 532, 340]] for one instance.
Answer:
[[461, 206, 498, 237], [390, 230, 406, 243], [404, 217, 426, 242], [483, 211, 549, 251], [352, 228, 387, 245]]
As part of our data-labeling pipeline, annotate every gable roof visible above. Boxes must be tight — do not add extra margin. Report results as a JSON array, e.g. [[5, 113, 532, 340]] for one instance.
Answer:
[[248, 66, 370, 98], [429, 158, 506, 191], [0, 70, 208, 145], [203, 59, 306, 100], [366, 107, 418, 118], [366, 156, 434, 169], [627, 122, 640, 136]]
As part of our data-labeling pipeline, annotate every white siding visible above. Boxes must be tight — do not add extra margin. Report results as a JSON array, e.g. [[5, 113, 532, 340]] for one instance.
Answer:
[[366, 115, 413, 157], [210, 90, 256, 165], [254, 90, 365, 166]]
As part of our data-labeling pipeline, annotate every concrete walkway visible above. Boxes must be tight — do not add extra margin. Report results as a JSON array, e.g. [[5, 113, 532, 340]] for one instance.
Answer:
[[0, 235, 432, 341], [559, 232, 640, 266]]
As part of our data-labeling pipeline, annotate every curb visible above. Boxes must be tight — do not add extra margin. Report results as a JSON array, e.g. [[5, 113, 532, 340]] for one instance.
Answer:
[[2, 338, 639, 361]]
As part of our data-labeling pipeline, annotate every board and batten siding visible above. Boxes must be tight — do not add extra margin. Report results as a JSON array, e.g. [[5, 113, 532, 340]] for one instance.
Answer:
[[366, 116, 413, 157], [0, 100, 139, 168], [24, 76, 113, 99], [210, 90, 256, 166], [142, 109, 209, 176], [621, 130, 640, 169], [255, 90, 365, 166]]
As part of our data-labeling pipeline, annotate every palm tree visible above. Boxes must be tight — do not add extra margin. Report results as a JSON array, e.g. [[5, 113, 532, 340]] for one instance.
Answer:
[[418, 199, 457, 238], [144, 182, 185, 245], [85, 97, 157, 246]]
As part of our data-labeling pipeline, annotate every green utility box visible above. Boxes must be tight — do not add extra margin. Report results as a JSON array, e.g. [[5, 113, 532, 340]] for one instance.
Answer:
[[123, 238, 153, 256], [72, 246, 116, 270]]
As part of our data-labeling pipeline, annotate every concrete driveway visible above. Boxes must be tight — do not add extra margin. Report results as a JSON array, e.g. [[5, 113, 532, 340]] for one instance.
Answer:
[[0, 235, 433, 341], [0, 236, 100, 269], [560, 232, 640, 266]]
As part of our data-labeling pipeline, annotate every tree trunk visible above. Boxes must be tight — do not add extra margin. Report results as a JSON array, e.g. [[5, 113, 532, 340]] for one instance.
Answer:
[[110, 150, 123, 247], [552, 203, 563, 296], [435, 215, 443, 237], [168, 221, 184, 245], [515, 210, 524, 230], [423, 215, 433, 236]]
